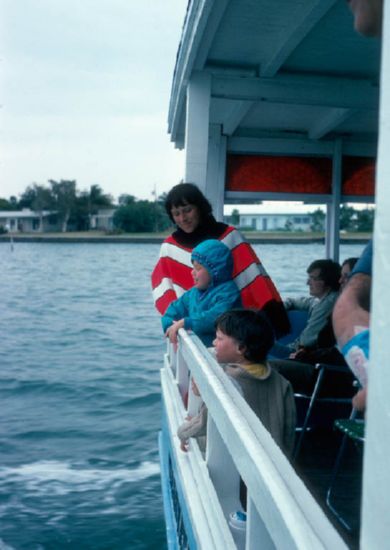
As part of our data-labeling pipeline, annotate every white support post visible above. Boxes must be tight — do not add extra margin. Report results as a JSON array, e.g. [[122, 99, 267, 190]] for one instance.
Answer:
[[361, 3, 390, 548], [205, 124, 227, 221], [246, 498, 276, 550], [206, 417, 241, 517], [326, 139, 342, 260], [176, 349, 189, 401], [185, 72, 211, 193]]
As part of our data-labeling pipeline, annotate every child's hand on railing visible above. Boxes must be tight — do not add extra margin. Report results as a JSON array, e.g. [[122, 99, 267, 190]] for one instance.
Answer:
[[165, 319, 185, 345], [180, 439, 189, 452]]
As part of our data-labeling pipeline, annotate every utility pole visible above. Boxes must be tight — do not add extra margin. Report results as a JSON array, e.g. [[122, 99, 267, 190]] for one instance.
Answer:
[[152, 184, 158, 232]]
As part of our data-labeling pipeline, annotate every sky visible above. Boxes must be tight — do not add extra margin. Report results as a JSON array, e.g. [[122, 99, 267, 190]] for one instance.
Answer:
[[0, 0, 187, 203]]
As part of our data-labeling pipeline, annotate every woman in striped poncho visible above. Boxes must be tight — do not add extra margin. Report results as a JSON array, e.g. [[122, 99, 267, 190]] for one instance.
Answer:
[[151, 183, 289, 338]]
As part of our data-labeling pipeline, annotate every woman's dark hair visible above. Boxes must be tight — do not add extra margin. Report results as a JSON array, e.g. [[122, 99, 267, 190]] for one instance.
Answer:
[[165, 183, 213, 223], [342, 257, 358, 271], [307, 259, 341, 291], [215, 309, 274, 363]]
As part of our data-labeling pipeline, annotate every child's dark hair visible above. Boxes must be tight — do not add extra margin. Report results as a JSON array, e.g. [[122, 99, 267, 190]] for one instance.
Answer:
[[165, 183, 213, 223], [215, 309, 274, 363]]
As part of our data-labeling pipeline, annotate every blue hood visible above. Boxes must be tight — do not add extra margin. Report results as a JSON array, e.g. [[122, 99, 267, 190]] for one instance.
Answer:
[[191, 239, 233, 286]]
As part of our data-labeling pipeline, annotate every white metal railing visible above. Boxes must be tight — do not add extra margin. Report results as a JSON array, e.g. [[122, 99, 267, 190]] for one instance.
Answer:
[[162, 329, 348, 549]]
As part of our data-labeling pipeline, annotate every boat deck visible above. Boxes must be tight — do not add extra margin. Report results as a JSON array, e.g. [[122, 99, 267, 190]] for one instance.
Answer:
[[295, 427, 363, 549]]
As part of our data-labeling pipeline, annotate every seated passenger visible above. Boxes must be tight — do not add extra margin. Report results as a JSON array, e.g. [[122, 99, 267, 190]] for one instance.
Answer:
[[269, 316, 355, 398], [162, 239, 242, 347], [271, 259, 341, 359], [269, 259, 359, 396], [339, 257, 359, 290]]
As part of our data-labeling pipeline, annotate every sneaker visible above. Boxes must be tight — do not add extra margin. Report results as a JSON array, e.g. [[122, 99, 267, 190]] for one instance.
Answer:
[[229, 510, 247, 529]]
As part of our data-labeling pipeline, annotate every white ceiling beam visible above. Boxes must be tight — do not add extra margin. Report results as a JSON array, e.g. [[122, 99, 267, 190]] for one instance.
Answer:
[[223, 101, 254, 135], [228, 136, 333, 155], [193, 0, 229, 70], [309, 108, 355, 140], [261, 0, 339, 77], [225, 191, 333, 203], [228, 136, 377, 157], [168, 0, 214, 139], [225, 191, 375, 204], [168, 0, 228, 141], [212, 73, 379, 110]]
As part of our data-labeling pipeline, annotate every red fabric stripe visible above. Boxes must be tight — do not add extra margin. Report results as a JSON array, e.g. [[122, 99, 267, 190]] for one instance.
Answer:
[[220, 225, 236, 239], [155, 289, 178, 315], [240, 275, 282, 310], [151, 257, 193, 290], [230, 242, 260, 277]]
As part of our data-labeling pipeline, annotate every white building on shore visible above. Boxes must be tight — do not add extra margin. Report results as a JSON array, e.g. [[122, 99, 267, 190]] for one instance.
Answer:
[[225, 203, 319, 231], [239, 212, 312, 231], [0, 209, 60, 233]]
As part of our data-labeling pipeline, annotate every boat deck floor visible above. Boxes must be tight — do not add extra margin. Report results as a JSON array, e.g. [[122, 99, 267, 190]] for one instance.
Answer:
[[294, 427, 363, 549]]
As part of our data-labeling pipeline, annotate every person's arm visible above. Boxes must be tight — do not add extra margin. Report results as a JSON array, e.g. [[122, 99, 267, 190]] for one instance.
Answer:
[[161, 292, 190, 333], [298, 294, 337, 348], [332, 274, 371, 348], [186, 285, 241, 336], [352, 387, 367, 412], [284, 295, 313, 311], [177, 403, 208, 452], [165, 319, 185, 345], [332, 241, 372, 348]]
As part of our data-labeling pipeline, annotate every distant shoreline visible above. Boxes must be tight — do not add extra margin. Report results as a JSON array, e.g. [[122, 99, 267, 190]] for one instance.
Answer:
[[0, 231, 371, 245]]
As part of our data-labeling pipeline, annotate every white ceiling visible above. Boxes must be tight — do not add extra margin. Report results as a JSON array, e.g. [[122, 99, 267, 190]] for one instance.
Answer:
[[168, 0, 381, 152]]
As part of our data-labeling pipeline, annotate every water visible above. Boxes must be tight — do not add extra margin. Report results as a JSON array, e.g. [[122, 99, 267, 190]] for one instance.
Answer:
[[0, 241, 365, 549]]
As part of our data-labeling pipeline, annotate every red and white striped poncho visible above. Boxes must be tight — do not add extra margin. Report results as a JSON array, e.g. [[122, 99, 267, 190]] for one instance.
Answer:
[[151, 225, 289, 337]]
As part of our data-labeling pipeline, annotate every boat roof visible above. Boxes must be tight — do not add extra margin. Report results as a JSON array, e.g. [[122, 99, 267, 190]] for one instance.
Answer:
[[168, 0, 380, 154]]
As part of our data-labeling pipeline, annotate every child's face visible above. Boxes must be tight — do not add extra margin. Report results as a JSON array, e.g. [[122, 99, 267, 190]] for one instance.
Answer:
[[213, 329, 243, 364], [192, 261, 211, 290]]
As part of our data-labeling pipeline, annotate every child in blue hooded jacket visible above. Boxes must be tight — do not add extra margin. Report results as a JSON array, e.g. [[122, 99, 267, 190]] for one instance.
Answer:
[[162, 239, 242, 346]]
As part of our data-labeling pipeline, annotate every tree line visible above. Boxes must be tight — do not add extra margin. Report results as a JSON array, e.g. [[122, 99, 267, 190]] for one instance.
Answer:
[[0, 180, 171, 233], [0, 181, 374, 234], [309, 206, 374, 233]]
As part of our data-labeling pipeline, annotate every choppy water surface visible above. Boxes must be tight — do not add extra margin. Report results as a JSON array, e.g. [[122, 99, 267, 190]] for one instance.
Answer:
[[0, 241, 365, 549]]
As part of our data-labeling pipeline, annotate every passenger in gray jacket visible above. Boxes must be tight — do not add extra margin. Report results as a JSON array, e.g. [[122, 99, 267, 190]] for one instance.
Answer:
[[272, 259, 341, 359]]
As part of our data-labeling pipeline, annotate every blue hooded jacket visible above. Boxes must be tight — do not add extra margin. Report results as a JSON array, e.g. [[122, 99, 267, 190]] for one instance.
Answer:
[[162, 239, 242, 345]]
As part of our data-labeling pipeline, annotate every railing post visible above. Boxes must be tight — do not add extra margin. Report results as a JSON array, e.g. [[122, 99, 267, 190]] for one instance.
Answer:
[[206, 417, 241, 516], [176, 345, 189, 401], [246, 498, 276, 549]]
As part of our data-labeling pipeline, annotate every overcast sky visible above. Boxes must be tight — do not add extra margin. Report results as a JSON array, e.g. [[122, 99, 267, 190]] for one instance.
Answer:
[[0, 0, 187, 202]]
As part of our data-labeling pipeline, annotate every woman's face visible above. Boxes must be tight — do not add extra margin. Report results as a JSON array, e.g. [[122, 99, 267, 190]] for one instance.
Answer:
[[170, 202, 201, 233]]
